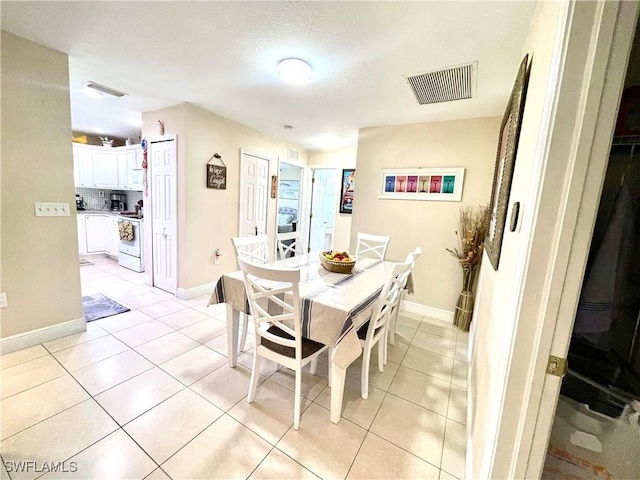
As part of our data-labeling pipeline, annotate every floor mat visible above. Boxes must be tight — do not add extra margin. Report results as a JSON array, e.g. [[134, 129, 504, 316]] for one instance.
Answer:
[[82, 293, 129, 322], [79, 258, 94, 266]]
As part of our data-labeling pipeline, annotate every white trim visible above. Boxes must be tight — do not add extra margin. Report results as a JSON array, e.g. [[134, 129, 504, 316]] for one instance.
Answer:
[[0, 318, 86, 355], [176, 282, 216, 300], [400, 300, 454, 322]]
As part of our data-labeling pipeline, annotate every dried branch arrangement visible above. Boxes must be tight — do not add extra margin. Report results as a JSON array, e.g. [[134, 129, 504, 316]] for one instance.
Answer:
[[447, 205, 490, 291]]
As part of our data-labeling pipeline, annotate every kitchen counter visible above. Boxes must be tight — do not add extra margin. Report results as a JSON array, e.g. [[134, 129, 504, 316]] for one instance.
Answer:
[[77, 210, 144, 219]]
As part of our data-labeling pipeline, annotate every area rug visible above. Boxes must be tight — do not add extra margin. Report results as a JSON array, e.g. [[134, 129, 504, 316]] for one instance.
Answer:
[[82, 293, 129, 322], [79, 258, 94, 266]]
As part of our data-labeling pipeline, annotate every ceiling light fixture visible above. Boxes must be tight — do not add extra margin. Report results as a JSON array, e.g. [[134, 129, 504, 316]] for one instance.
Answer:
[[277, 58, 312, 85], [82, 81, 128, 98]]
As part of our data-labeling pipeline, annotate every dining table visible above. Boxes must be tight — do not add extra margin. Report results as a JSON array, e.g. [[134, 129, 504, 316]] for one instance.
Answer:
[[207, 252, 400, 424]]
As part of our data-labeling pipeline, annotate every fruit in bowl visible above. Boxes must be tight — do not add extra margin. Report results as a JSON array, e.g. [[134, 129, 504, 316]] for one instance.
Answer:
[[323, 250, 353, 262], [320, 250, 356, 273]]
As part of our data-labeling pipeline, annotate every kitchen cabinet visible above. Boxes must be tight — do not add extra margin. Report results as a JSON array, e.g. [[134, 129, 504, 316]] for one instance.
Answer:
[[85, 214, 110, 253], [73, 144, 94, 187], [72, 143, 143, 191], [77, 214, 87, 255], [109, 217, 119, 257], [93, 151, 118, 188]]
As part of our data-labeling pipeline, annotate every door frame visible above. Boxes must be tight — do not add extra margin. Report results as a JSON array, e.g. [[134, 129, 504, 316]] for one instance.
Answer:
[[478, 1, 639, 478], [146, 134, 178, 294]]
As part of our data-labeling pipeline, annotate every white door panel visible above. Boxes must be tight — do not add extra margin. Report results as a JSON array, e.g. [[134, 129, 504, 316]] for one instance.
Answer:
[[240, 152, 269, 237], [150, 139, 177, 294]]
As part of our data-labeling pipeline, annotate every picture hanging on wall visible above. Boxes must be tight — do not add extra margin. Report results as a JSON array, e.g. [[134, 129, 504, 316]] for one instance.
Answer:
[[485, 54, 530, 271], [340, 169, 355, 214], [378, 168, 465, 201]]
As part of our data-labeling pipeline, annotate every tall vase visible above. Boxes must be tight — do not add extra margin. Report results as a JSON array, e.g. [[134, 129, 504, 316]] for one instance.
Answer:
[[453, 290, 474, 332]]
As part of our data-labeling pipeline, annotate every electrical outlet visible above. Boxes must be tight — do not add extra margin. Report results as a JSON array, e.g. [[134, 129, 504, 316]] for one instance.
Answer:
[[99, 191, 105, 198], [0, 293, 7, 308]]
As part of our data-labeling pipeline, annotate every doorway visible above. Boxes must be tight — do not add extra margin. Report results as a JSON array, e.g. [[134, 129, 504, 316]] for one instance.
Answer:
[[275, 160, 304, 259], [308, 168, 337, 253]]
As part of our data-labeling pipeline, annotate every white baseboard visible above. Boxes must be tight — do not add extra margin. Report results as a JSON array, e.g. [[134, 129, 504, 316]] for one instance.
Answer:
[[177, 282, 216, 300], [401, 300, 454, 322], [0, 317, 86, 355]]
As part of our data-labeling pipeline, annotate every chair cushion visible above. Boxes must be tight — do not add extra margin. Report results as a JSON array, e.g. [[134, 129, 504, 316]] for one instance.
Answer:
[[261, 325, 325, 359], [357, 320, 384, 341]]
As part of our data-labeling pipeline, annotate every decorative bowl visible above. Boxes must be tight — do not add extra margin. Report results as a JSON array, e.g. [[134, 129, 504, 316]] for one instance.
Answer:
[[319, 251, 356, 274]]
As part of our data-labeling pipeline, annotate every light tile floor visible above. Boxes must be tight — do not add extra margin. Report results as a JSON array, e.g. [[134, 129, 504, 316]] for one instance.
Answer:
[[0, 257, 468, 480]]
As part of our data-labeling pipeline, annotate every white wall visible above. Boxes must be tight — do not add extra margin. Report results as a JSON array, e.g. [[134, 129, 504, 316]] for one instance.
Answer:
[[468, 2, 563, 478], [1, 31, 83, 343], [142, 102, 307, 291], [349, 118, 500, 311]]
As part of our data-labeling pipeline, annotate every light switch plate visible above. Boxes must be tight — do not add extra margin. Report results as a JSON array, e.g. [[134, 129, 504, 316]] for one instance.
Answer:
[[34, 202, 70, 217], [0, 293, 7, 308]]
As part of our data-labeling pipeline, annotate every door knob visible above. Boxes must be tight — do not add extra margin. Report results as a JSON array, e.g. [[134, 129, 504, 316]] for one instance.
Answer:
[[162, 227, 167, 238]]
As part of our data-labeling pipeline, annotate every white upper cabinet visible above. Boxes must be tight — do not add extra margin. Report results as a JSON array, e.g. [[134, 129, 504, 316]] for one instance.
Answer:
[[73, 143, 144, 191], [93, 151, 118, 188], [74, 144, 94, 187], [116, 152, 130, 189]]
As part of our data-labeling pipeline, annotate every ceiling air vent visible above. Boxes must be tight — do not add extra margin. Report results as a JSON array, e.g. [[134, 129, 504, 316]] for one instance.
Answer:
[[406, 63, 475, 105], [287, 147, 300, 161]]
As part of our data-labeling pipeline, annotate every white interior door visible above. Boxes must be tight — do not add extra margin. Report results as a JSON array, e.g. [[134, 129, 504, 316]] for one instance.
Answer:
[[150, 139, 177, 294], [239, 152, 269, 237], [309, 169, 337, 252]]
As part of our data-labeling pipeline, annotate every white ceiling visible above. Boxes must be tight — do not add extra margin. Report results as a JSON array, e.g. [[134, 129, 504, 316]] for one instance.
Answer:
[[1, 1, 536, 150]]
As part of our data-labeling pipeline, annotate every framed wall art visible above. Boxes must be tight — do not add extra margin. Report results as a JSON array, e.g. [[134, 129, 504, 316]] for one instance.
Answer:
[[485, 54, 530, 270], [378, 168, 465, 201], [340, 169, 355, 214]]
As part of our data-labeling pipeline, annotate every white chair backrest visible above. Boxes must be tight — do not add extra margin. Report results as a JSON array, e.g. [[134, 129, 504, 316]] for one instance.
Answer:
[[365, 260, 412, 341], [276, 231, 301, 259], [237, 257, 303, 359], [355, 233, 391, 260], [231, 234, 269, 265], [406, 246, 422, 268]]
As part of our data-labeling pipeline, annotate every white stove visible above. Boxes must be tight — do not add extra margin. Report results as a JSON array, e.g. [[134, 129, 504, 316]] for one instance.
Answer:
[[117, 216, 144, 272]]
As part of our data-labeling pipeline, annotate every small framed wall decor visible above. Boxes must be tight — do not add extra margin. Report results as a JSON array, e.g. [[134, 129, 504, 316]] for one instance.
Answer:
[[378, 168, 465, 202], [206, 153, 226, 189], [340, 169, 355, 214]]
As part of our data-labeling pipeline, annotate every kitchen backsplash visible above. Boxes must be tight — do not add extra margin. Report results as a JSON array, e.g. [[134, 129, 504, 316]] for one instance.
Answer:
[[76, 187, 144, 211]]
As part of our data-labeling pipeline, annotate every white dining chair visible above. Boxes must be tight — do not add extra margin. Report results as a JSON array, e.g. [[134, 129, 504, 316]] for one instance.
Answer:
[[231, 234, 269, 353], [356, 258, 412, 399], [388, 246, 422, 348], [355, 233, 391, 261], [276, 231, 301, 259], [238, 257, 328, 429]]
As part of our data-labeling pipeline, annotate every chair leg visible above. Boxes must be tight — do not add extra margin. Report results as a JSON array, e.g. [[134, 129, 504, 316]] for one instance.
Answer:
[[310, 356, 318, 375], [378, 339, 385, 372], [238, 313, 249, 353], [294, 367, 302, 430], [248, 351, 261, 403], [389, 307, 399, 346], [361, 347, 371, 400]]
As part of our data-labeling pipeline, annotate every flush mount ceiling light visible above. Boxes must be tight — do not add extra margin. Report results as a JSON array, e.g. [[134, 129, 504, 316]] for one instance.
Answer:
[[82, 81, 127, 98], [277, 58, 312, 85]]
